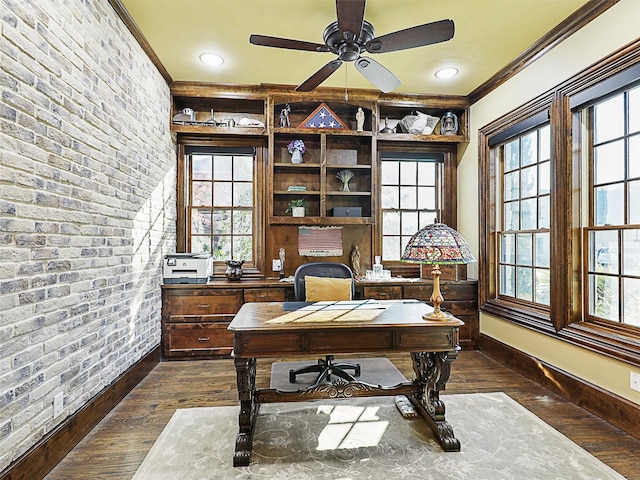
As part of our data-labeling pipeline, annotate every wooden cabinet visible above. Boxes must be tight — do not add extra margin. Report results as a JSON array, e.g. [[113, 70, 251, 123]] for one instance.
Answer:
[[161, 282, 293, 359]]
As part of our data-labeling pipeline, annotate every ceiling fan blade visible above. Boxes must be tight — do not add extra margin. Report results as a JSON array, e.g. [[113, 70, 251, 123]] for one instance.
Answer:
[[336, 0, 366, 42], [365, 19, 454, 54], [250, 34, 329, 52], [296, 59, 343, 92], [354, 57, 401, 93]]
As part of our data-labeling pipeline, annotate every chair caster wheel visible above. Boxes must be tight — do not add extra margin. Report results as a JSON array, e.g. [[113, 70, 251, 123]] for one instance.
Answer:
[[289, 370, 297, 383], [355, 366, 361, 377]]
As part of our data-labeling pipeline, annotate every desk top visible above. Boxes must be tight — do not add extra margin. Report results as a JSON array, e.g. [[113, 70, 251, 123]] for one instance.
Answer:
[[228, 300, 463, 333]]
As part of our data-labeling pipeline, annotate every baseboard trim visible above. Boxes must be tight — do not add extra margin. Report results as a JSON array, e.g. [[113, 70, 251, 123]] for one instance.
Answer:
[[0, 346, 161, 480], [480, 334, 640, 439]]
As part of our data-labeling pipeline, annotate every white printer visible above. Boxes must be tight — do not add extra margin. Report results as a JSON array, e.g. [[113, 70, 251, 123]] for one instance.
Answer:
[[163, 253, 212, 284]]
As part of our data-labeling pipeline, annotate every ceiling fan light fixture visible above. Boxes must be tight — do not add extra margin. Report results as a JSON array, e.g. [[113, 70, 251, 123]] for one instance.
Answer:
[[199, 53, 224, 66], [435, 67, 458, 79]]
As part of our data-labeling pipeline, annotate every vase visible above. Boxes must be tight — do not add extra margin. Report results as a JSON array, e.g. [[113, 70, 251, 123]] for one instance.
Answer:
[[291, 150, 303, 164], [292, 206, 305, 217], [225, 259, 244, 281], [342, 182, 350, 192]]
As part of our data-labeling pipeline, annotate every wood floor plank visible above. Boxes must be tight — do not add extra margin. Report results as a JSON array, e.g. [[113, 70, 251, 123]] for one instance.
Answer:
[[44, 352, 640, 480]]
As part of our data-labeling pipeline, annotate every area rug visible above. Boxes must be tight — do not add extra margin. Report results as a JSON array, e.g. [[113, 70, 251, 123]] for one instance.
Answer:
[[131, 392, 625, 480]]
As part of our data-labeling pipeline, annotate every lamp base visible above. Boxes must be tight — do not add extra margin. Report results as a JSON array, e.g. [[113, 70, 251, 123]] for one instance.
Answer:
[[422, 311, 453, 321]]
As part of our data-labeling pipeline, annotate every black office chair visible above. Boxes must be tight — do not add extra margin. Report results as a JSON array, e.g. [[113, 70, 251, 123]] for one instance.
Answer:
[[290, 262, 361, 385]]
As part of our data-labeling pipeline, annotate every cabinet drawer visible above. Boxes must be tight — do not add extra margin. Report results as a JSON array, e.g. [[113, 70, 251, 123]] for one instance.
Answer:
[[362, 286, 402, 300], [170, 290, 242, 315], [166, 323, 233, 354], [244, 288, 286, 302]]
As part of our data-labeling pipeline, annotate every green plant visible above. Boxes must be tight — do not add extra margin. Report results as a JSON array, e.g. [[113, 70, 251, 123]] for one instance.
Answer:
[[284, 198, 309, 214]]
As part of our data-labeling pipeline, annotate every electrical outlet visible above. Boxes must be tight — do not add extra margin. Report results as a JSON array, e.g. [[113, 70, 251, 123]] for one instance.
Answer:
[[272, 259, 282, 271], [53, 392, 64, 418], [631, 372, 640, 393]]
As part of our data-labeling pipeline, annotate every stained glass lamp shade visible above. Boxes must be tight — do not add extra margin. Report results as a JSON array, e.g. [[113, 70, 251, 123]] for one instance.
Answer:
[[401, 222, 476, 319]]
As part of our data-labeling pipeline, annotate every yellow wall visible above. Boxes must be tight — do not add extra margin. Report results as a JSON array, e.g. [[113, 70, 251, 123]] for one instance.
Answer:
[[458, 0, 640, 404]]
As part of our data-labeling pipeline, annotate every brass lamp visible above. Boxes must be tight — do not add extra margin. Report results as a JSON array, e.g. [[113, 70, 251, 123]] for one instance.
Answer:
[[401, 222, 476, 320]]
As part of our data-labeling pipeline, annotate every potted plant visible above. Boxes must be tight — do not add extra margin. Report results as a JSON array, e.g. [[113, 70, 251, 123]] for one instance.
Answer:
[[336, 169, 354, 192], [287, 139, 306, 164], [285, 198, 308, 217]]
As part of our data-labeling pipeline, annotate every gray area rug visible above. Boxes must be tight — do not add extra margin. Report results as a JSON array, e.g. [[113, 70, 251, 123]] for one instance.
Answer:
[[131, 392, 625, 479]]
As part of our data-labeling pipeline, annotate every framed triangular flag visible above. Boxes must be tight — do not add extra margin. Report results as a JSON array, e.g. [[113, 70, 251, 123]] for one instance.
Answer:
[[297, 103, 349, 129]]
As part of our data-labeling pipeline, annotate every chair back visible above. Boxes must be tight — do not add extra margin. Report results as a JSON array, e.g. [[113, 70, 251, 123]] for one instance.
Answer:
[[293, 262, 354, 301]]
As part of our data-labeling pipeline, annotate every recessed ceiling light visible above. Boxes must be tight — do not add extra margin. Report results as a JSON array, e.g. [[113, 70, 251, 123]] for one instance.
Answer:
[[200, 53, 224, 66], [435, 67, 458, 79]]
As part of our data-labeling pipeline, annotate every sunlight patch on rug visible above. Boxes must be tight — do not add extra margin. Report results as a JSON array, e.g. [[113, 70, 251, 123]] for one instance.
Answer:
[[131, 392, 625, 480]]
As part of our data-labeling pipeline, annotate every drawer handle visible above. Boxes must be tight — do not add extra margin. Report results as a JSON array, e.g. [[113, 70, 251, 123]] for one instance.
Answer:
[[197, 304, 210, 309], [197, 337, 211, 342]]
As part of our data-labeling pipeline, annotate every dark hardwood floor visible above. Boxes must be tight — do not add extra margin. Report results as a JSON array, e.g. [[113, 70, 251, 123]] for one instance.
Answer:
[[44, 351, 640, 479]]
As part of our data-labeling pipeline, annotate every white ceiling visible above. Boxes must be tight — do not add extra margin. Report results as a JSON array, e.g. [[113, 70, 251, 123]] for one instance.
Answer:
[[119, 0, 592, 96]]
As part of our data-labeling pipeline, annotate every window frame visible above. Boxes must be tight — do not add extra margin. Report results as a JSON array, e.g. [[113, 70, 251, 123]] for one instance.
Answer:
[[478, 39, 640, 368], [176, 135, 266, 277]]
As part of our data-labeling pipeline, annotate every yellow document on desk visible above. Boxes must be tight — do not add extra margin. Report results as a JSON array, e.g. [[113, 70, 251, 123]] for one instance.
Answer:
[[266, 300, 386, 324]]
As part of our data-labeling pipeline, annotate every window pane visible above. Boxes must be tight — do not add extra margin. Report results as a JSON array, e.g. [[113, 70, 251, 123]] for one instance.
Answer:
[[192, 155, 212, 180], [500, 265, 515, 296], [501, 233, 515, 263], [383, 211, 400, 235], [191, 209, 211, 234], [212, 209, 231, 234], [629, 180, 640, 225], [516, 266, 533, 301], [213, 155, 232, 180], [381, 185, 398, 209], [401, 211, 419, 235], [590, 229, 619, 274], [539, 195, 550, 229], [232, 210, 252, 235], [628, 85, 640, 134], [594, 93, 624, 143], [520, 165, 537, 198], [623, 229, 640, 276], [418, 162, 435, 185], [521, 131, 537, 167], [233, 182, 253, 207], [520, 198, 537, 230], [417, 186, 436, 210], [191, 236, 211, 254], [503, 171, 519, 201], [192, 181, 212, 206], [504, 201, 519, 231], [630, 134, 640, 178], [381, 161, 399, 185], [589, 274, 619, 320], [383, 236, 400, 261], [516, 233, 533, 266], [535, 232, 550, 267], [535, 268, 550, 305], [400, 162, 416, 185], [399, 186, 417, 210], [594, 184, 624, 226], [539, 125, 551, 161], [212, 235, 230, 260], [623, 278, 640, 326], [504, 140, 519, 171], [594, 140, 625, 185], [232, 235, 252, 261], [213, 181, 232, 206], [538, 161, 550, 195], [233, 156, 253, 181]]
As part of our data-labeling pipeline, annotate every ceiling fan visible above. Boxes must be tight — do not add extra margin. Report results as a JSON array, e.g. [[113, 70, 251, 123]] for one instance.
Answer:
[[249, 0, 454, 93]]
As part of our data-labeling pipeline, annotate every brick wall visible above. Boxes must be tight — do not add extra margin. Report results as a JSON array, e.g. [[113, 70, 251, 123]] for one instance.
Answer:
[[0, 0, 176, 470]]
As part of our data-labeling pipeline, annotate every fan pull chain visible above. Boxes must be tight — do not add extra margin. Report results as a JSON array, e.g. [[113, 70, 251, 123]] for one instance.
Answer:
[[344, 66, 349, 101]]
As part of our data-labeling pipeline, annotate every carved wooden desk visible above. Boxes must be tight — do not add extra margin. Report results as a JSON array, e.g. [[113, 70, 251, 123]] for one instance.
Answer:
[[227, 300, 464, 467]]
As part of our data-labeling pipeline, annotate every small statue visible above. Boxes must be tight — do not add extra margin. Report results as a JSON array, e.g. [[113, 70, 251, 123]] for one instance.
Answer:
[[279, 104, 291, 128], [350, 244, 361, 277], [279, 247, 286, 279], [355, 107, 365, 132]]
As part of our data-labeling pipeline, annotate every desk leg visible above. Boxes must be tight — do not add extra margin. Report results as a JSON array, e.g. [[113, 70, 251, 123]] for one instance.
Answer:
[[410, 351, 460, 452], [233, 357, 257, 467]]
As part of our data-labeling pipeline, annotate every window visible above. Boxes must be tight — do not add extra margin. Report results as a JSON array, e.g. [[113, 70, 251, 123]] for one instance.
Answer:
[[496, 125, 551, 306], [379, 152, 443, 261], [584, 85, 640, 327], [179, 144, 262, 272]]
